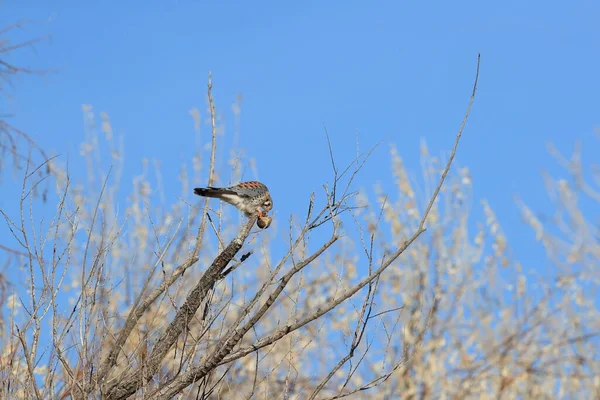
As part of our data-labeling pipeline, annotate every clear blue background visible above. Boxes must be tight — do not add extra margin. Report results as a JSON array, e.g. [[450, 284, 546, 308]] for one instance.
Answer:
[[2, 2, 599, 277]]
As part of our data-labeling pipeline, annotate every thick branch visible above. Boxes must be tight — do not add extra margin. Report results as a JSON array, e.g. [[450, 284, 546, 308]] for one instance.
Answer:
[[106, 217, 256, 399], [153, 233, 340, 399], [96, 73, 219, 385]]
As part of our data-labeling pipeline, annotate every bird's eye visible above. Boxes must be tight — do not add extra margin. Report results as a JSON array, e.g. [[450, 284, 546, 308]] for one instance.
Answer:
[[263, 199, 272, 207]]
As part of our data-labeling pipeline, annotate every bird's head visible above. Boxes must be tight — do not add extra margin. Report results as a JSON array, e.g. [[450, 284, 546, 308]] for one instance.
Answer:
[[262, 193, 273, 213]]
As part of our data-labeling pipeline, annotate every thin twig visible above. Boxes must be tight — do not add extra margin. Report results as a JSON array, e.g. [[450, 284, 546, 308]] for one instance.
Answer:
[[218, 52, 481, 368]]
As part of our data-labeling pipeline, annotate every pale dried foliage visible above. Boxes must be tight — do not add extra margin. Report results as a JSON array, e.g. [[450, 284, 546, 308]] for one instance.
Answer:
[[1, 59, 598, 399]]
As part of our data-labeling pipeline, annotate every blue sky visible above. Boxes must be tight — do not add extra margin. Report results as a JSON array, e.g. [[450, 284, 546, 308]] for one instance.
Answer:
[[2, 2, 599, 277]]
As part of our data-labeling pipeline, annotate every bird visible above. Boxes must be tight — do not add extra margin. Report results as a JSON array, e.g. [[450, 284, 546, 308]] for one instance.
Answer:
[[194, 181, 273, 218]]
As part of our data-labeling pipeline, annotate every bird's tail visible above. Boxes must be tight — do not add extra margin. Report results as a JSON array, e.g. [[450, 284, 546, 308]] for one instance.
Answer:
[[194, 187, 235, 198]]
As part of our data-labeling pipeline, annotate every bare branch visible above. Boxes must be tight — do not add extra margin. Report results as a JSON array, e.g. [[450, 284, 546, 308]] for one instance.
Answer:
[[219, 52, 481, 371], [105, 217, 256, 399]]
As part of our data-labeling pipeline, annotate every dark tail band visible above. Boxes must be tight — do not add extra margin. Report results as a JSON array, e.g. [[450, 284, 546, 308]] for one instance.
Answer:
[[194, 187, 236, 198], [194, 188, 211, 197]]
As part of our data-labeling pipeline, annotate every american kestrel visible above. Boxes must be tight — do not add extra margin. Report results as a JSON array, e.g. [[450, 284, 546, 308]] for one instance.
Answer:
[[194, 181, 273, 218]]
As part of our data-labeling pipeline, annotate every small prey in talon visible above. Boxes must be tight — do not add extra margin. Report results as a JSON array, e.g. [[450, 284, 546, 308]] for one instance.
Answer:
[[256, 215, 273, 229]]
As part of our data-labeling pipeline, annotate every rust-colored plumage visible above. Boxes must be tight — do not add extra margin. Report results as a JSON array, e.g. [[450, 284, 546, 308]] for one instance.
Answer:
[[194, 181, 273, 217]]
